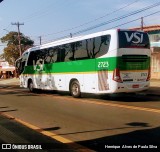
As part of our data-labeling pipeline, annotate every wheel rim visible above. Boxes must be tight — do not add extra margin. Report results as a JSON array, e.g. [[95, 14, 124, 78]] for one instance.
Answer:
[[72, 83, 79, 96]]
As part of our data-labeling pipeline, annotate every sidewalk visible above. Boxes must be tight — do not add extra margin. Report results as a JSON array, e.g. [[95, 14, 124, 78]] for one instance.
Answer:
[[0, 78, 160, 96], [0, 78, 19, 85]]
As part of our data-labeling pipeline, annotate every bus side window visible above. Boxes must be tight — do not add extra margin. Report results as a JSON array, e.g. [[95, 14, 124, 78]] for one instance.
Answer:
[[20, 61, 25, 74], [15, 58, 22, 75], [27, 51, 35, 66], [45, 48, 56, 63], [95, 35, 111, 58], [19, 52, 28, 74], [69, 43, 76, 60], [64, 44, 74, 62], [74, 40, 89, 60], [57, 47, 66, 63]]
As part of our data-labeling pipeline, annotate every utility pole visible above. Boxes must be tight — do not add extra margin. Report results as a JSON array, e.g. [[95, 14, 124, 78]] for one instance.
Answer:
[[39, 36, 42, 45], [11, 22, 24, 57], [141, 17, 144, 31]]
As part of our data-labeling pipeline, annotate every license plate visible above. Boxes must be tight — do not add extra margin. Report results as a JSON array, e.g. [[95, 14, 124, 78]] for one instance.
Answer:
[[132, 84, 139, 88]]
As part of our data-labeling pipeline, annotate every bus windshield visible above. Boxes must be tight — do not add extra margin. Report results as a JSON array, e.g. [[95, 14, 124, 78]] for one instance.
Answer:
[[118, 30, 150, 49]]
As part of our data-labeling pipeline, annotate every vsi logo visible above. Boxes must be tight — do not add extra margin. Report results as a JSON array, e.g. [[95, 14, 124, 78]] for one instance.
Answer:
[[33, 59, 44, 72], [124, 32, 144, 44]]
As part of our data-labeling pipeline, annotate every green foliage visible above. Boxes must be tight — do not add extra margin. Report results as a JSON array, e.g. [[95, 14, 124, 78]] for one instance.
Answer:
[[0, 31, 34, 65]]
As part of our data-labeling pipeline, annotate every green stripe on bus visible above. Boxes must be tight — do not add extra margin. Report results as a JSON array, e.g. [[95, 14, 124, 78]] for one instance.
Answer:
[[23, 57, 150, 74]]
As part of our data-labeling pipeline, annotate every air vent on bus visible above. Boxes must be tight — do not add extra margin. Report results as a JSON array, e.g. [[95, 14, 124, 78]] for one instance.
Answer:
[[122, 55, 148, 62]]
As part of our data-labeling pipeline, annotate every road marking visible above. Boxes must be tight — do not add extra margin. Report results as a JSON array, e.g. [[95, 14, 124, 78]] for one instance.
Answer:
[[45, 94, 160, 114], [78, 100, 160, 114], [0, 112, 93, 152]]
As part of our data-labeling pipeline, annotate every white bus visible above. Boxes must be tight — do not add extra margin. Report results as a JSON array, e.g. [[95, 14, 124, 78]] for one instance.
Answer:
[[16, 29, 151, 97]]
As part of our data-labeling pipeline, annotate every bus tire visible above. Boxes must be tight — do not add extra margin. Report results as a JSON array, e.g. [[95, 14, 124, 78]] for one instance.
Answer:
[[70, 80, 81, 98], [28, 80, 35, 92]]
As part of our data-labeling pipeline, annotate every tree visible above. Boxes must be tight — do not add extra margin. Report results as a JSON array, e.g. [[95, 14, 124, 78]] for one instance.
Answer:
[[0, 31, 34, 65]]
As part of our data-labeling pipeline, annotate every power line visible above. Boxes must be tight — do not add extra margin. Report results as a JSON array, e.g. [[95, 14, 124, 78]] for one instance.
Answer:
[[82, 0, 141, 24], [108, 10, 160, 30], [72, 1, 160, 36], [43, 9, 160, 44], [41, 0, 160, 41], [144, 15, 160, 24], [0, 24, 12, 36], [41, 0, 141, 37]]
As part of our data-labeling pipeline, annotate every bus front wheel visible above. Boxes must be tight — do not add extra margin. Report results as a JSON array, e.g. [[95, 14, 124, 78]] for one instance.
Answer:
[[70, 80, 81, 98]]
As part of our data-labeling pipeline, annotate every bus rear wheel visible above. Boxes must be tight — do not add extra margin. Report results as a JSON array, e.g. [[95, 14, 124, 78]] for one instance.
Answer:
[[70, 80, 81, 98], [28, 80, 35, 92]]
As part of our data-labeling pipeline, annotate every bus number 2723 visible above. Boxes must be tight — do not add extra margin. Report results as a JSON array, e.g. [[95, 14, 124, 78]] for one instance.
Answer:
[[98, 61, 109, 68]]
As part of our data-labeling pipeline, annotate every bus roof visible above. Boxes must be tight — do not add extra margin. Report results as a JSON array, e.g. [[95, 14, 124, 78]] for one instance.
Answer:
[[40, 29, 117, 49], [23, 29, 146, 53]]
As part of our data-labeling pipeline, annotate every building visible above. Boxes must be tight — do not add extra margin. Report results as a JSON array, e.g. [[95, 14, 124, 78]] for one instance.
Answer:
[[132, 25, 160, 79], [0, 60, 16, 79]]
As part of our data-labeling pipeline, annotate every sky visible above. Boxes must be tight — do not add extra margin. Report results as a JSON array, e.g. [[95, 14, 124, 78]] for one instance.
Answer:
[[0, 0, 160, 53]]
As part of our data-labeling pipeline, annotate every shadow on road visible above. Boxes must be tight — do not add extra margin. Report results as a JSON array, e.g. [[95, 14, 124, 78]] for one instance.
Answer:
[[55, 122, 151, 137], [1, 84, 160, 102], [77, 125, 160, 151]]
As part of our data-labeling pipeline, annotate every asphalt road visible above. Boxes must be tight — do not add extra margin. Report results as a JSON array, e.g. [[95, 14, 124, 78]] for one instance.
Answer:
[[0, 83, 160, 151]]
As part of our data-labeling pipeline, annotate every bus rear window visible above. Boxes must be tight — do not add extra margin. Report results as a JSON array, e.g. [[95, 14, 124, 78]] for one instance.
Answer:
[[118, 31, 150, 49]]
